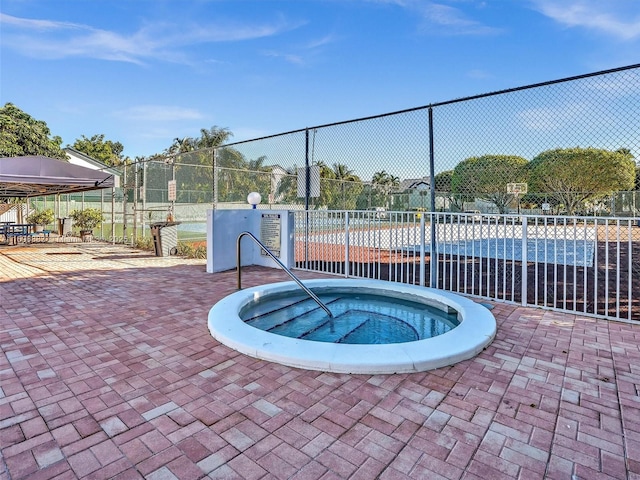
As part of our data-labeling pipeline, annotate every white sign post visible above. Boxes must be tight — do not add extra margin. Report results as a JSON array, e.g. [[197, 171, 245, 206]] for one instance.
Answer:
[[167, 180, 177, 221], [168, 180, 177, 201]]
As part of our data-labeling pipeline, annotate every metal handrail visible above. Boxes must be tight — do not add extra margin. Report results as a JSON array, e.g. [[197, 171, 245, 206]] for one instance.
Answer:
[[236, 231, 334, 318]]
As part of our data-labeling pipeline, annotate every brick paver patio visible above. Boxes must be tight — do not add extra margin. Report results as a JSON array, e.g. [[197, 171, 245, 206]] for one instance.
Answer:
[[1, 242, 639, 479]]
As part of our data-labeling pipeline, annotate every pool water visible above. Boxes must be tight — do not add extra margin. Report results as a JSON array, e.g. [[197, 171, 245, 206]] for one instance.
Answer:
[[240, 291, 460, 344]]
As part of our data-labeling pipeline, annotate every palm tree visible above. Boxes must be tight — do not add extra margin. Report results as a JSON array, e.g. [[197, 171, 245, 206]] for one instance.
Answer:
[[197, 126, 233, 149], [372, 170, 388, 185], [332, 163, 358, 182], [371, 170, 399, 208], [166, 126, 233, 155], [327, 163, 362, 209], [167, 137, 193, 155]]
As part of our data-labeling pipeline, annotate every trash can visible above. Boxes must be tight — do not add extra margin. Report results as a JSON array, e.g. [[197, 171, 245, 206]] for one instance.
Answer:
[[58, 217, 73, 236], [150, 222, 180, 256]]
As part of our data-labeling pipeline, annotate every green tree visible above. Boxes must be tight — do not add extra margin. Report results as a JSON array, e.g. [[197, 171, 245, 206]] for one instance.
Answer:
[[272, 166, 300, 205], [213, 150, 272, 204], [434, 169, 469, 212], [319, 163, 363, 210], [140, 159, 174, 203], [233, 156, 272, 203], [167, 136, 195, 155], [174, 150, 214, 203], [215, 147, 244, 202], [332, 163, 358, 182], [434, 170, 453, 194], [198, 126, 232, 149], [0, 103, 66, 159], [166, 126, 233, 155], [452, 155, 529, 213], [529, 147, 636, 214], [163, 127, 234, 203], [372, 170, 396, 189], [71, 134, 127, 167], [371, 170, 399, 208]]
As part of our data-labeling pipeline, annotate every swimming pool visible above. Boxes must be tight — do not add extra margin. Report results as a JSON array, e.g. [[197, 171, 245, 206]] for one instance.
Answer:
[[208, 279, 496, 374]]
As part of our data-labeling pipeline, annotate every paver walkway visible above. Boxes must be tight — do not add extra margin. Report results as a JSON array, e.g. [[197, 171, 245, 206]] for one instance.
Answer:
[[1, 242, 639, 479]]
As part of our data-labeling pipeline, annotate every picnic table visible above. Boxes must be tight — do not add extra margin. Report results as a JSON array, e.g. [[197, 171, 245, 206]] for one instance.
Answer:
[[0, 223, 51, 245], [0, 221, 14, 244]]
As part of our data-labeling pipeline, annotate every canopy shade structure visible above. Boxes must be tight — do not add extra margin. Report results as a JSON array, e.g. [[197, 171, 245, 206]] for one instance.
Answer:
[[0, 156, 116, 198]]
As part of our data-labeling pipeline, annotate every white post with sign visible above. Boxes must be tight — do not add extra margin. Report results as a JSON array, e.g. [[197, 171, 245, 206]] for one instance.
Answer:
[[168, 179, 176, 220]]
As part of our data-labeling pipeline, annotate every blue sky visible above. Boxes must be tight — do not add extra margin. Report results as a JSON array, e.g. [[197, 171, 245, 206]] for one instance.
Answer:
[[1, 0, 639, 160]]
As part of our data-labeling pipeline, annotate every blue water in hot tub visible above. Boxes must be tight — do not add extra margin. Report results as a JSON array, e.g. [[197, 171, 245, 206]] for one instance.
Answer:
[[239, 290, 459, 345]]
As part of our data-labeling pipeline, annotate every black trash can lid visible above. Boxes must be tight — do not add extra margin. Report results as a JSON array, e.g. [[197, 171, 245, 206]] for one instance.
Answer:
[[150, 221, 181, 228]]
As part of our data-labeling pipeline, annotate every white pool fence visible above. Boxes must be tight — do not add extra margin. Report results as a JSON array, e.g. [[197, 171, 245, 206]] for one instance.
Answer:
[[293, 211, 640, 323]]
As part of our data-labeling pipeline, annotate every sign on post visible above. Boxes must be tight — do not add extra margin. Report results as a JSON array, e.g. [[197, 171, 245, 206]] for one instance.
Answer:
[[297, 165, 320, 198], [168, 180, 177, 201], [260, 213, 281, 257]]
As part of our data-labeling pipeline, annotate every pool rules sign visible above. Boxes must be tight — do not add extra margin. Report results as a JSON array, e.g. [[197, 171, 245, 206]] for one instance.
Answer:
[[260, 213, 281, 257]]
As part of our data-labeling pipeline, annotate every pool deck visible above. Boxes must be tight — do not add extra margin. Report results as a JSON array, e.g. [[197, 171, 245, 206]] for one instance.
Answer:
[[1, 242, 639, 479]]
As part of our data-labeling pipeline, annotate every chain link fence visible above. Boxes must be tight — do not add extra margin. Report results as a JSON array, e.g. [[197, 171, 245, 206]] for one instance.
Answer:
[[40, 63, 637, 243], [26, 64, 640, 320], [206, 64, 639, 219]]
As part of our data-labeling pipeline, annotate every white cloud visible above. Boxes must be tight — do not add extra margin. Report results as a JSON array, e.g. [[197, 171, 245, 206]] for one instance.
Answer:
[[307, 33, 338, 49], [530, 0, 640, 40], [0, 13, 86, 31], [0, 12, 300, 64], [419, 3, 499, 35], [115, 105, 205, 122], [467, 68, 493, 79], [262, 32, 337, 66], [363, 0, 501, 35], [263, 50, 305, 66]]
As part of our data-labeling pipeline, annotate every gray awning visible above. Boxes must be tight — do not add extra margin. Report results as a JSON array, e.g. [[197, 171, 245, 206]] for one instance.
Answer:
[[0, 156, 116, 198]]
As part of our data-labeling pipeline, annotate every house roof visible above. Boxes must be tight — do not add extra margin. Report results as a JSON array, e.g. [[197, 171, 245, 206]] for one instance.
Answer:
[[0, 156, 116, 198], [398, 177, 431, 192], [64, 148, 122, 179]]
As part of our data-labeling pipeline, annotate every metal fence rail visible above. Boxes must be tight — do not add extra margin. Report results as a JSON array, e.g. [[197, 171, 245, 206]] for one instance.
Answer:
[[294, 211, 640, 323]]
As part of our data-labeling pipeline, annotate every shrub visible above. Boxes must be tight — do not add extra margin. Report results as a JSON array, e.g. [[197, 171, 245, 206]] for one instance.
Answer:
[[177, 241, 206, 259], [70, 208, 103, 231], [133, 236, 154, 251], [26, 208, 54, 226]]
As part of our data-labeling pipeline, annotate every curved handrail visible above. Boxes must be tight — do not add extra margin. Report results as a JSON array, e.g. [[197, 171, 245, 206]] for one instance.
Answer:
[[236, 231, 334, 318]]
